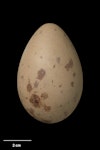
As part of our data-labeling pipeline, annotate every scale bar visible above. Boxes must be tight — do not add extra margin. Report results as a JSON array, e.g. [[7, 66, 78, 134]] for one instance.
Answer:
[[3, 139, 32, 142]]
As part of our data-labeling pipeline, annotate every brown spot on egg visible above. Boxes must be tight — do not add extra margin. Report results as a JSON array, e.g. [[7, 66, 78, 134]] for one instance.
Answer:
[[54, 28, 57, 31], [27, 65, 30, 68], [73, 72, 76, 77], [27, 81, 32, 92], [52, 80, 53, 83], [29, 94, 41, 108], [59, 84, 62, 88], [65, 58, 73, 71], [70, 81, 74, 87], [60, 90, 63, 94], [44, 105, 51, 112], [25, 97, 28, 99], [59, 104, 62, 107], [64, 111, 68, 117], [34, 80, 39, 88], [21, 63, 24, 67], [21, 75, 24, 79], [40, 56, 43, 59], [37, 69, 46, 80], [74, 98, 77, 103], [53, 65, 55, 68], [56, 57, 61, 64], [73, 94, 78, 103], [41, 92, 48, 100]]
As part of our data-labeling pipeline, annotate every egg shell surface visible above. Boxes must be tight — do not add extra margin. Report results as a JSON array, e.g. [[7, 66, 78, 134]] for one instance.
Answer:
[[17, 23, 83, 124]]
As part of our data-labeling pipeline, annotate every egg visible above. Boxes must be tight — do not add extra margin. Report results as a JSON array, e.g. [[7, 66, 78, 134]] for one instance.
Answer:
[[17, 23, 83, 124]]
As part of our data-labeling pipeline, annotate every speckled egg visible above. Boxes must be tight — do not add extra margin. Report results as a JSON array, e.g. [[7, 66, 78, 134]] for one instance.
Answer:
[[17, 23, 83, 124]]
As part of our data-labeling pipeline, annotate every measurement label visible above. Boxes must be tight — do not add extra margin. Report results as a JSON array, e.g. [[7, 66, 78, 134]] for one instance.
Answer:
[[3, 139, 32, 148], [12, 143, 21, 147]]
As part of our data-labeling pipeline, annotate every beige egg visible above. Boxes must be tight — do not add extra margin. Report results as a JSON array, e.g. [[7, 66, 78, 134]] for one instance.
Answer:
[[17, 23, 83, 124]]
